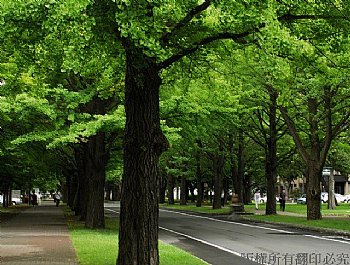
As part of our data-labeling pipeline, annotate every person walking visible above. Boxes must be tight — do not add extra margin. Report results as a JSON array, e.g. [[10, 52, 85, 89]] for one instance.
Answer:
[[254, 190, 261, 210], [31, 190, 38, 207], [279, 188, 286, 212], [54, 192, 61, 207]]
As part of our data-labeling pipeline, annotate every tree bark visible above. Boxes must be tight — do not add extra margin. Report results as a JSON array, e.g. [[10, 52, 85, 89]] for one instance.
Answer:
[[73, 146, 88, 219], [166, 174, 175, 205], [328, 169, 336, 209], [195, 139, 203, 207], [158, 173, 167, 204], [105, 183, 111, 201], [85, 132, 107, 229], [68, 173, 78, 210], [228, 133, 238, 195], [180, 175, 187, 205], [111, 183, 120, 201], [305, 98, 323, 220], [223, 177, 229, 206], [306, 162, 322, 220], [237, 129, 244, 204], [265, 90, 278, 215], [243, 175, 252, 204], [212, 141, 225, 209], [117, 43, 168, 265]]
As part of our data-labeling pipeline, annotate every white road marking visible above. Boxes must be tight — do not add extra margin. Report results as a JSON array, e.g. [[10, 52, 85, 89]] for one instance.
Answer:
[[106, 207, 350, 248], [160, 209, 294, 234], [159, 226, 242, 256], [105, 208, 263, 263], [304, 234, 350, 245], [321, 235, 350, 241], [159, 226, 269, 264]]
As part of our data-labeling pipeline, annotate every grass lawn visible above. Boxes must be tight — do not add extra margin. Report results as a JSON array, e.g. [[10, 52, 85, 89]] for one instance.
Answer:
[[65, 209, 208, 265], [246, 214, 350, 232], [160, 203, 231, 215], [242, 203, 350, 216], [160, 202, 350, 232]]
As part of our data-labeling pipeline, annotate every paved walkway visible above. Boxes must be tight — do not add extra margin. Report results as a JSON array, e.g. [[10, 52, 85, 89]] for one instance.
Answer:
[[0, 200, 78, 264]]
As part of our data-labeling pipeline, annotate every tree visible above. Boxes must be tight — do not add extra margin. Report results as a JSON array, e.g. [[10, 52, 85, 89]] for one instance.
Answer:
[[3, 0, 349, 263], [278, 64, 350, 219], [1, 0, 125, 227]]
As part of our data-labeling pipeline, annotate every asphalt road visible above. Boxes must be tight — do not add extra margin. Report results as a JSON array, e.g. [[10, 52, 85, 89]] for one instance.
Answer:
[[105, 202, 350, 265]]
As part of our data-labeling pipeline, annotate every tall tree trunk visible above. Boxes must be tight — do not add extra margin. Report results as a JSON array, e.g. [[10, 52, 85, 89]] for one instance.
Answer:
[[111, 183, 121, 201], [279, 92, 338, 220], [105, 183, 111, 201], [236, 129, 244, 204], [180, 175, 187, 205], [243, 175, 252, 204], [158, 173, 167, 204], [328, 169, 336, 209], [117, 44, 168, 265], [223, 177, 229, 206], [212, 141, 225, 210], [195, 139, 203, 207], [85, 132, 107, 229], [68, 173, 78, 210], [228, 133, 238, 195], [306, 162, 322, 220], [167, 174, 175, 205], [74, 146, 88, 219], [266, 90, 278, 215], [306, 98, 323, 220], [80, 144, 91, 221]]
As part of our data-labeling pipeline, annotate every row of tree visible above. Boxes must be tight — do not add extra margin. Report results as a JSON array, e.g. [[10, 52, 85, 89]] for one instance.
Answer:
[[1, 1, 350, 264]]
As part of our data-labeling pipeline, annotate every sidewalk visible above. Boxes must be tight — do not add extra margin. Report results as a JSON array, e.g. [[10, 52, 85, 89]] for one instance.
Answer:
[[0, 200, 78, 265]]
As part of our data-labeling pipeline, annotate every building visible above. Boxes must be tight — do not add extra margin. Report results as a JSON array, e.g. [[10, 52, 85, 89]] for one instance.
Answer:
[[286, 172, 350, 196]]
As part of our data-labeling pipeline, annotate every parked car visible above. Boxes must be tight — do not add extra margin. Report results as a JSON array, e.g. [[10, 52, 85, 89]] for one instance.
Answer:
[[321, 192, 328, 203], [12, 197, 21, 205], [335, 193, 346, 203], [344, 194, 350, 203], [297, 194, 307, 204], [321, 192, 346, 203], [0, 194, 22, 205]]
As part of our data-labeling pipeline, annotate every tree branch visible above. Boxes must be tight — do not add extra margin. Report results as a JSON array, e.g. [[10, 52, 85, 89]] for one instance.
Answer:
[[158, 9, 348, 70], [161, 0, 213, 45], [332, 112, 350, 138], [278, 13, 347, 21], [158, 23, 265, 70], [320, 87, 332, 164], [278, 106, 309, 163]]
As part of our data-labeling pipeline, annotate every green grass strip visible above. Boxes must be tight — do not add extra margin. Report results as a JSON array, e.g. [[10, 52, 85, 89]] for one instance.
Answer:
[[160, 203, 231, 215], [246, 214, 350, 232], [65, 209, 208, 265]]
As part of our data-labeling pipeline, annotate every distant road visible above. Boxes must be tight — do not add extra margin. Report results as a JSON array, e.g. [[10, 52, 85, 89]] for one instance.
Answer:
[[104, 202, 350, 265]]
